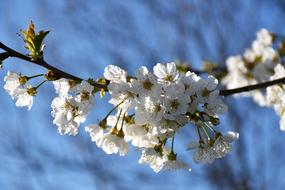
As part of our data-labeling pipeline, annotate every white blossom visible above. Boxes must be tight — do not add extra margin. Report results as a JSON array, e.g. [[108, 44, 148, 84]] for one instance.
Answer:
[[85, 124, 104, 145], [161, 157, 190, 172], [104, 65, 127, 82], [131, 66, 161, 98], [135, 96, 164, 125], [14, 87, 34, 110], [257, 28, 273, 46], [139, 148, 164, 173], [99, 133, 128, 156], [53, 78, 70, 97], [153, 62, 179, 84], [191, 131, 238, 164], [4, 71, 23, 97]]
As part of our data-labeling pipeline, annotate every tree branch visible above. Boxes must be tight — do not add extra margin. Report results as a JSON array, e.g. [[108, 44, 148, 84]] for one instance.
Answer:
[[0, 42, 107, 90], [1, 42, 284, 97], [220, 78, 285, 96]]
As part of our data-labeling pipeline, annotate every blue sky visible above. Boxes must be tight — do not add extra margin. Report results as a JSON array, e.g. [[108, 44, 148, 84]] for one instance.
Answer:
[[1, 1, 285, 190]]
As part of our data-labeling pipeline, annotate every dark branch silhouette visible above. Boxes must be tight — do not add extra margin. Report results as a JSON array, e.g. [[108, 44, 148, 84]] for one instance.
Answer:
[[1, 41, 284, 97]]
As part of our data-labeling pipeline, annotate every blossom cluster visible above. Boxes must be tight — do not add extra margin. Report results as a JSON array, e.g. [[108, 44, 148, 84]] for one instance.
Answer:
[[222, 29, 279, 106], [3, 62, 238, 172], [51, 79, 94, 135], [4, 71, 36, 110], [222, 28, 285, 131], [85, 62, 238, 172]]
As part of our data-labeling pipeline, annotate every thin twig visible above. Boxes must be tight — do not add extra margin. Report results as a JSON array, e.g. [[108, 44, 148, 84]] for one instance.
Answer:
[[220, 77, 285, 96], [1, 42, 284, 96], [0, 42, 107, 90]]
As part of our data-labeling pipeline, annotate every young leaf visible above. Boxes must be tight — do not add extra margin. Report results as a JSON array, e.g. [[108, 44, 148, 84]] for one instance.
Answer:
[[20, 21, 50, 61]]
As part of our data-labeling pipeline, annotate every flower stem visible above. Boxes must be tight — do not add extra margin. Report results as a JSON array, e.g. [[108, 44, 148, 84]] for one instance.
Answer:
[[201, 126, 210, 140], [171, 134, 175, 153], [196, 126, 202, 141], [103, 100, 124, 120], [27, 74, 45, 80], [35, 80, 47, 89], [114, 109, 123, 130]]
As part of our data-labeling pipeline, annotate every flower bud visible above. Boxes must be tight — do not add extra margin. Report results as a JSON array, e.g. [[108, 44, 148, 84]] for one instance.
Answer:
[[27, 87, 37, 96], [19, 76, 28, 85], [45, 70, 61, 81]]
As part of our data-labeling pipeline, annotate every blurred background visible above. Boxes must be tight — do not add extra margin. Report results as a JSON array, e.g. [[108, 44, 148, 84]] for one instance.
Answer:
[[1, 0, 285, 190]]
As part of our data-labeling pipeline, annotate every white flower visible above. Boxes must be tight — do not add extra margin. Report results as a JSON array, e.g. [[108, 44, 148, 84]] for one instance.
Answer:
[[196, 75, 219, 103], [139, 148, 164, 173], [131, 135, 159, 148], [3, 71, 36, 110], [153, 62, 179, 84], [161, 157, 190, 172], [191, 131, 238, 164], [135, 96, 164, 125], [99, 133, 128, 156], [257, 28, 273, 46], [108, 81, 136, 111], [193, 146, 216, 164], [140, 148, 190, 172], [149, 119, 180, 139], [163, 92, 190, 120], [53, 78, 70, 97], [51, 95, 90, 136], [14, 87, 34, 110], [222, 55, 254, 93], [252, 40, 266, 56], [4, 71, 23, 97], [73, 80, 94, 95], [204, 98, 228, 116], [74, 80, 94, 103], [131, 66, 161, 98], [85, 124, 104, 145], [104, 65, 127, 82], [179, 71, 197, 96], [213, 137, 232, 158], [213, 132, 239, 158], [123, 124, 147, 141]]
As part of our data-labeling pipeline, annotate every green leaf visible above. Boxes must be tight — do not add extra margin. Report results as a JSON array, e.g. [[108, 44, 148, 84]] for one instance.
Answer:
[[20, 21, 50, 60], [33, 30, 50, 54]]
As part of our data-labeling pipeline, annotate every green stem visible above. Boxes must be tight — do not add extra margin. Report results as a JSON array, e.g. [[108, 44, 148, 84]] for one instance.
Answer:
[[171, 134, 175, 153], [103, 100, 125, 120], [201, 126, 210, 140], [114, 109, 123, 130], [27, 74, 45, 80], [196, 126, 202, 140], [35, 80, 47, 89], [120, 112, 127, 131], [205, 122, 215, 133]]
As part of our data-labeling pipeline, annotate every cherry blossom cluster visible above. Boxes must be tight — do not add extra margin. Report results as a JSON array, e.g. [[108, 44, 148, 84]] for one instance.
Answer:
[[4, 71, 37, 110], [51, 79, 94, 135], [3, 62, 239, 172], [222, 28, 285, 131], [4, 24, 285, 173], [84, 62, 238, 172], [222, 29, 279, 106]]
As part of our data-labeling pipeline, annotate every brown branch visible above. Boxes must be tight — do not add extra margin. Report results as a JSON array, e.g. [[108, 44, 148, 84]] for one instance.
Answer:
[[1, 42, 285, 97], [220, 77, 285, 96], [0, 42, 107, 90]]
